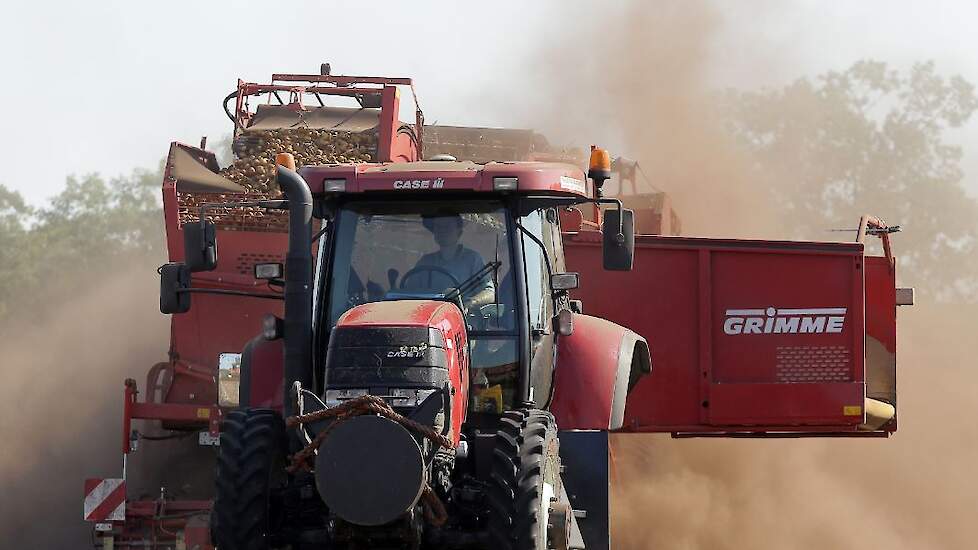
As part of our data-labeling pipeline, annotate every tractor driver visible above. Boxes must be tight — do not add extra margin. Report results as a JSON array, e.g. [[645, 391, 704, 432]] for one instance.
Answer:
[[410, 213, 495, 309]]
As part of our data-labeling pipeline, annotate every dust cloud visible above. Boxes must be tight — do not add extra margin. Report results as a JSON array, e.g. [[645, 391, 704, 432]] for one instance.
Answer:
[[0, 260, 168, 547], [522, 2, 781, 238], [515, 2, 978, 549], [610, 305, 978, 549]]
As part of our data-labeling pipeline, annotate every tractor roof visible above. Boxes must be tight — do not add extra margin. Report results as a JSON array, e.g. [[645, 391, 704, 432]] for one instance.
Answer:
[[299, 160, 591, 198]]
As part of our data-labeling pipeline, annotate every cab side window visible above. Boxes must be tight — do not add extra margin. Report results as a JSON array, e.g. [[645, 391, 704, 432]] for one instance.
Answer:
[[546, 207, 566, 274], [521, 208, 562, 407], [520, 210, 551, 330]]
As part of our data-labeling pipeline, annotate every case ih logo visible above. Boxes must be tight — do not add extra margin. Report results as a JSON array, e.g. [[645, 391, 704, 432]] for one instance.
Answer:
[[723, 307, 847, 335], [393, 178, 445, 189]]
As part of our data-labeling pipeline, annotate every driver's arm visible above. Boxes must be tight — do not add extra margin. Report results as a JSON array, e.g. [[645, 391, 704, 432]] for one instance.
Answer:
[[463, 251, 495, 308], [466, 287, 495, 308]]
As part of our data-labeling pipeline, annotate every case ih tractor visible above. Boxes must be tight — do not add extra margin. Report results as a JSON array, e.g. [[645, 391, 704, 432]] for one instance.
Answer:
[[84, 69, 908, 549]]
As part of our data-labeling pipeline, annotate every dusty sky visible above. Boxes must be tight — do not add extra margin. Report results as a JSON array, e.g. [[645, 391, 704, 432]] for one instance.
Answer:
[[1, 0, 977, 204]]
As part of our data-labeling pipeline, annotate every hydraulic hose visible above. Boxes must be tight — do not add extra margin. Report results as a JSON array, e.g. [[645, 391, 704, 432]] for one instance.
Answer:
[[276, 165, 314, 422]]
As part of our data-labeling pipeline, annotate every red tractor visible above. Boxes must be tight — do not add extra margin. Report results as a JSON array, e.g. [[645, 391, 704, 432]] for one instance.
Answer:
[[86, 69, 907, 550], [164, 145, 660, 549]]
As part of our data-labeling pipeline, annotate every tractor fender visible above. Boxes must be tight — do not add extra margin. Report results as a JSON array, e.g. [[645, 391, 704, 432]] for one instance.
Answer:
[[239, 335, 285, 411], [550, 314, 652, 430]]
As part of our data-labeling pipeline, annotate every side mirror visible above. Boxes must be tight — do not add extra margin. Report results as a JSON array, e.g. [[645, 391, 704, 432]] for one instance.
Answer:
[[602, 208, 635, 271], [160, 262, 191, 314], [550, 272, 580, 292], [183, 220, 218, 272]]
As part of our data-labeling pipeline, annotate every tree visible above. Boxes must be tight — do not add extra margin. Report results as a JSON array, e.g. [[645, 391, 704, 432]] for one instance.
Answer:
[[724, 61, 978, 301], [0, 166, 164, 322], [0, 185, 35, 318]]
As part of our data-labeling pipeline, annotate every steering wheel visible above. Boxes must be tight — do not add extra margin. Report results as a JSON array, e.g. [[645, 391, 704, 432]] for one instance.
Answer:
[[399, 265, 461, 290]]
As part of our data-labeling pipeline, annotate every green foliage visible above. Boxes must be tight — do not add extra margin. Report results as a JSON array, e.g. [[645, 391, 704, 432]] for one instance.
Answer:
[[0, 165, 164, 321], [724, 61, 978, 301], [0, 185, 34, 318]]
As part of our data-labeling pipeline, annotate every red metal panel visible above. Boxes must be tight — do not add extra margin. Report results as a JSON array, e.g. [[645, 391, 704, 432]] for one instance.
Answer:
[[300, 162, 590, 198], [390, 128, 420, 164], [130, 402, 219, 423], [705, 244, 865, 427], [563, 230, 891, 435], [697, 249, 712, 425], [865, 256, 896, 351], [377, 86, 399, 162], [248, 338, 285, 411], [709, 383, 864, 425], [564, 232, 703, 428], [551, 315, 631, 430], [336, 300, 469, 444], [337, 299, 456, 328]]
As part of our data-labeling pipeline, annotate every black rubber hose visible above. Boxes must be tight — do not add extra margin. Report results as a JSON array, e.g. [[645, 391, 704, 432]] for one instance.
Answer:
[[276, 166, 314, 425], [223, 91, 239, 127]]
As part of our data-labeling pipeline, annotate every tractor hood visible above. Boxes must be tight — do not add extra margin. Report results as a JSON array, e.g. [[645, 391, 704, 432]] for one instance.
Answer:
[[323, 299, 469, 456], [325, 300, 467, 388]]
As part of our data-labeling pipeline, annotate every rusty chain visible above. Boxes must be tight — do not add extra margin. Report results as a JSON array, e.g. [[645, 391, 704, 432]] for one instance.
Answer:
[[287, 393, 453, 467], [421, 486, 448, 527]]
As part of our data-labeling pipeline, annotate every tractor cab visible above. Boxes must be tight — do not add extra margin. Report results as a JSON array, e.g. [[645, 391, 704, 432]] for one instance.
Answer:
[[302, 159, 631, 416]]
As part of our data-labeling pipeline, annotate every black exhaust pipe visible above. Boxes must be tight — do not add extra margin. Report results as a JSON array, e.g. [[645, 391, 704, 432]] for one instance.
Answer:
[[276, 165, 314, 423]]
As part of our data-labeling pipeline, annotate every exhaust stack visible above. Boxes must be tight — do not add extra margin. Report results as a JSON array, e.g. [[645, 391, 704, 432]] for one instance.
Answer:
[[276, 163, 314, 420]]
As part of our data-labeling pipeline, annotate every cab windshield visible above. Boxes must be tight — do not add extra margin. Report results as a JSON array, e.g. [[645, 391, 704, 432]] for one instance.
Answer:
[[327, 200, 519, 375]]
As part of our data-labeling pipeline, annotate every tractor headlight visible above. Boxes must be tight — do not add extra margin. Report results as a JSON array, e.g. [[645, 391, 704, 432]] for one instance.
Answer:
[[492, 176, 518, 191], [324, 388, 368, 408], [389, 388, 438, 407], [324, 178, 347, 193]]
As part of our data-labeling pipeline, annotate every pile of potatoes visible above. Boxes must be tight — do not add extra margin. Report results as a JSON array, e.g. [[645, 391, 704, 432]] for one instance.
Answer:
[[221, 128, 378, 193], [178, 129, 378, 231]]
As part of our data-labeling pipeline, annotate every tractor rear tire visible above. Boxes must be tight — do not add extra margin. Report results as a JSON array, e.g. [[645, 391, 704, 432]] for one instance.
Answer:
[[487, 409, 562, 550], [212, 408, 288, 550]]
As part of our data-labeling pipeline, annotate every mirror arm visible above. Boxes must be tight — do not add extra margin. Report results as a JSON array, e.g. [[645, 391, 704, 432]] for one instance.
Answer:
[[594, 197, 625, 240], [175, 287, 285, 301]]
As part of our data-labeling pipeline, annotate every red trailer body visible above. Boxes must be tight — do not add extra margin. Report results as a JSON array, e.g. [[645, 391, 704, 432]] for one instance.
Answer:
[[563, 227, 900, 436]]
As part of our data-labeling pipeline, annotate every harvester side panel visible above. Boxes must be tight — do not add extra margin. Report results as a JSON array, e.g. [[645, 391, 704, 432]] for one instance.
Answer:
[[563, 230, 898, 436], [162, 143, 286, 404]]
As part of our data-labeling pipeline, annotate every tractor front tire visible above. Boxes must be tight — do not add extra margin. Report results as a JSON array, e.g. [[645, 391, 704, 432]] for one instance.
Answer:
[[487, 409, 562, 550], [212, 408, 288, 550]]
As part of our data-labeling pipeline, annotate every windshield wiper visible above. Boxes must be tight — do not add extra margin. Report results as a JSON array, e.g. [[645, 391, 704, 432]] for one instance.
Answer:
[[445, 261, 502, 301]]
